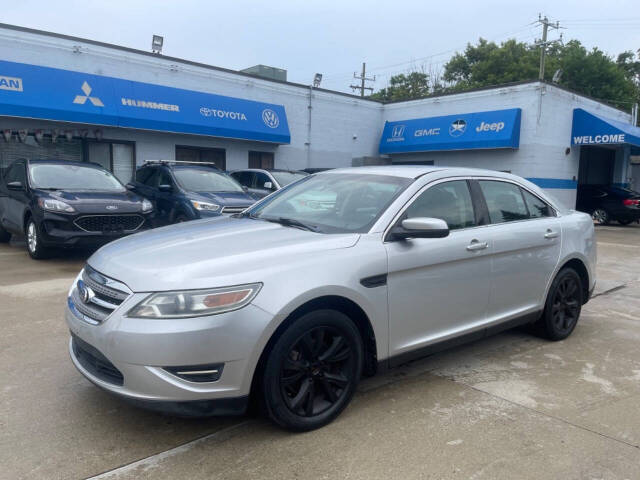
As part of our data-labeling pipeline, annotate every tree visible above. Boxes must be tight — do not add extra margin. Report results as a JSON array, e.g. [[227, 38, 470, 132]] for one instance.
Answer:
[[370, 71, 430, 102]]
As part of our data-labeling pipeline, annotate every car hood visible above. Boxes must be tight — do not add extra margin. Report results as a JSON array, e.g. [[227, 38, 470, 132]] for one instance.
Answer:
[[39, 189, 146, 214], [88, 217, 360, 292], [189, 191, 254, 207]]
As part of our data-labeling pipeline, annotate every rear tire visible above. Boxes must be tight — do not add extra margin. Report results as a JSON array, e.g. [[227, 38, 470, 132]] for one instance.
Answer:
[[618, 219, 633, 226], [261, 309, 363, 431], [540, 268, 583, 341], [26, 219, 50, 260], [591, 208, 610, 225]]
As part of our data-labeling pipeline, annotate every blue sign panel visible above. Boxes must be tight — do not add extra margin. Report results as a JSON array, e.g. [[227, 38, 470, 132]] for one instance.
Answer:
[[0, 60, 290, 143], [571, 108, 640, 150], [379, 108, 521, 154]]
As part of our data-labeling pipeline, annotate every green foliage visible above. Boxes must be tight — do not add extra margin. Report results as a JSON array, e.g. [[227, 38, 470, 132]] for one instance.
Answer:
[[371, 38, 640, 111]]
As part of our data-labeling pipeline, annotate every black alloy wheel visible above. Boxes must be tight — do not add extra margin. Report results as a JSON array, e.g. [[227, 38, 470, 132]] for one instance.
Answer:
[[261, 310, 363, 431], [591, 208, 610, 225], [541, 267, 583, 341]]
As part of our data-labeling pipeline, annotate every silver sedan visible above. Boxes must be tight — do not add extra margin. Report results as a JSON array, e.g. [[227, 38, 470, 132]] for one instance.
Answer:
[[66, 166, 596, 431]]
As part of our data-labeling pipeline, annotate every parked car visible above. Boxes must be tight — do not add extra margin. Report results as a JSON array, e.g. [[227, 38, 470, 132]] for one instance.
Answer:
[[229, 168, 308, 199], [66, 167, 595, 431], [576, 184, 640, 225], [0, 159, 153, 259], [128, 161, 256, 224]]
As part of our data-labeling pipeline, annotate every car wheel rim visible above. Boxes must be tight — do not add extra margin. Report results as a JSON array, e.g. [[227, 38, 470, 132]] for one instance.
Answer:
[[27, 222, 37, 252], [551, 277, 580, 333], [279, 326, 354, 417], [592, 209, 607, 224]]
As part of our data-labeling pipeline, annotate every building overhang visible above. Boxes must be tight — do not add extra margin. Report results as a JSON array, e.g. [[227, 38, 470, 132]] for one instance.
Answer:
[[379, 108, 521, 154], [571, 108, 640, 154], [0, 60, 290, 144]]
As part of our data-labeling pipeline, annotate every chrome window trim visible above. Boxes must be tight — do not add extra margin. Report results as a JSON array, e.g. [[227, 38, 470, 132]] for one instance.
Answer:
[[380, 175, 559, 242]]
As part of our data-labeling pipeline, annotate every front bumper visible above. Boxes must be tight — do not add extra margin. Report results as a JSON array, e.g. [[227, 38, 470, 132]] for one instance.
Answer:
[[39, 211, 154, 247], [66, 283, 274, 412]]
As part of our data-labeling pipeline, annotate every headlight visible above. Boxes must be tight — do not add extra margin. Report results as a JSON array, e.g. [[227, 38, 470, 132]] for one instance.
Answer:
[[141, 199, 153, 212], [38, 198, 75, 213], [127, 283, 262, 319], [190, 200, 220, 212]]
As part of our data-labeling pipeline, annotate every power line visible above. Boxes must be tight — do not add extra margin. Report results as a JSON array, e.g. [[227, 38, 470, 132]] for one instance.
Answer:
[[535, 14, 563, 80]]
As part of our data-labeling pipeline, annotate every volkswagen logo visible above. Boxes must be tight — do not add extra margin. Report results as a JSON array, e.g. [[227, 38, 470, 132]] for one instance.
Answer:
[[262, 109, 280, 129], [105, 205, 118, 211], [449, 119, 467, 137], [77, 280, 94, 304]]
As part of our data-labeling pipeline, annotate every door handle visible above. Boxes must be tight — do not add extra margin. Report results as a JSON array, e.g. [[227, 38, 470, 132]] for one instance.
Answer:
[[466, 240, 488, 251], [544, 229, 559, 239]]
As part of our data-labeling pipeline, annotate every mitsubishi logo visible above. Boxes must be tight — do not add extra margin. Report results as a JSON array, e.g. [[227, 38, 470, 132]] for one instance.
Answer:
[[73, 81, 104, 107]]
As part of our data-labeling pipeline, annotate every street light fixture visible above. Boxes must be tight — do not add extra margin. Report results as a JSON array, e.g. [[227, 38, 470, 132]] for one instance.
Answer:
[[152, 35, 163, 54], [313, 73, 323, 88]]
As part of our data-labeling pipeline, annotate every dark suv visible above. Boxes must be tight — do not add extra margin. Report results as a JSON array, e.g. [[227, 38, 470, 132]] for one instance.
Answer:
[[230, 169, 308, 199], [576, 184, 640, 225], [0, 159, 154, 259], [129, 161, 256, 224]]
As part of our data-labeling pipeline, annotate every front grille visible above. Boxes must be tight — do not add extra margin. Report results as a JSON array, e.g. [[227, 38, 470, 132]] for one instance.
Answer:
[[71, 334, 124, 386], [221, 206, 250, 214], [69, 266, 130, 324], [74, 215, 144, 233]]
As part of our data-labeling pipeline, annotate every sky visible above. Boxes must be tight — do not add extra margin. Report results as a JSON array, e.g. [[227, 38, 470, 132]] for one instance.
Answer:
[[3, 0, 640, 93]]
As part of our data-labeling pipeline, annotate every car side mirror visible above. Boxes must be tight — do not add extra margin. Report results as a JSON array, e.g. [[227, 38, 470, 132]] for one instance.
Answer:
[[125, 183, 135, 190], [158, 184, 172, 192], [263, 181, 273, 190], [390, 217, 450, 240], [7, 181, 24, 191], [242, 186, 249, 193]]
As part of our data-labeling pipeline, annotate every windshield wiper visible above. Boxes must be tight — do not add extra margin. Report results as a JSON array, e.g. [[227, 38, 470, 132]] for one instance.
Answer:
[[262, 217, 319, 232]]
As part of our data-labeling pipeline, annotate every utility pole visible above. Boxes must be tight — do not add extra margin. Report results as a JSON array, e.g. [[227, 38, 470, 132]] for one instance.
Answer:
[[350, 62, 375, 97], [536, 15, 561, 80]]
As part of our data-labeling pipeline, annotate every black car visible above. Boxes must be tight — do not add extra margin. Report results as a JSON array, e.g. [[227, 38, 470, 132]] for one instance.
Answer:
[[576, 184, 640, 225], [129, 161, 256, 224], [0, 159, 154, 259], [229, 168, 308, 199]]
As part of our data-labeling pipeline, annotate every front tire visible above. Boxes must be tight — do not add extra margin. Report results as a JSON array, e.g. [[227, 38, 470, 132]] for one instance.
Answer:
[[26, 219, 50, 260], [540, 268, 583, 341], [261, 309, 363, 431]]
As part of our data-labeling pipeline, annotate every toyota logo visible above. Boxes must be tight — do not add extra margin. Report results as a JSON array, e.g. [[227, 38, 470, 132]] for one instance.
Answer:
[[77, 280, 94, 304], [262, 109, 280, 129], [449, 119, 467, 137]]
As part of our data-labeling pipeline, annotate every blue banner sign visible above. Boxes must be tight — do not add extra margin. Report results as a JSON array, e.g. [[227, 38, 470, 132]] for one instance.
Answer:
[[379, 108, 521, 154], [0, 60, 290, 143], [571, 108, 640, 149]]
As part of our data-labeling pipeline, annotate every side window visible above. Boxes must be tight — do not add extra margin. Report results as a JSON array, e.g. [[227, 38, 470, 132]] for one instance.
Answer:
[[6, 163, 26, 184], [144, 168, 160, 188], [158, 169, 173, 187], [521, 189, 552, 218], [254, 172, 271, 189], [136, 167, 153, 184], [479, 180, 528, 224], [404, 180, 476, 230]]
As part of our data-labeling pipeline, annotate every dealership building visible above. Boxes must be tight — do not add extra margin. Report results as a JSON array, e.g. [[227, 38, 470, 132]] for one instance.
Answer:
[[1, 22, 639, 208]]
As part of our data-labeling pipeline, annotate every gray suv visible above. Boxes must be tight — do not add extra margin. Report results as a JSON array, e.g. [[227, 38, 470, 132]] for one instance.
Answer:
[[66, 167, 596, 431]]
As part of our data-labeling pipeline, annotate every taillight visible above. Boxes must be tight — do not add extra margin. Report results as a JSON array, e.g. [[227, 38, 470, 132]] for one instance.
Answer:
[[623, 199, 640, 206]]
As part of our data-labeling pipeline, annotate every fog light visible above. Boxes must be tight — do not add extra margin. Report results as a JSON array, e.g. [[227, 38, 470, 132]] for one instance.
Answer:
[[164, 363, 224, 383]]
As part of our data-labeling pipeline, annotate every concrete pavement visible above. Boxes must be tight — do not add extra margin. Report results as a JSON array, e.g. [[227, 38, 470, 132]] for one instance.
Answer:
[[1, 225, 639, 480]]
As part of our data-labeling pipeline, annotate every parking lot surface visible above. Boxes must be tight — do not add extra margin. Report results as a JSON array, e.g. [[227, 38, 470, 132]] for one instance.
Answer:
[[1, 225, 639, 480]]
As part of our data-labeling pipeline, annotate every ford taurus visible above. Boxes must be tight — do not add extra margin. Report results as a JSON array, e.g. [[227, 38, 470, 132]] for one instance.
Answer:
[[65, 166, 596, 431]]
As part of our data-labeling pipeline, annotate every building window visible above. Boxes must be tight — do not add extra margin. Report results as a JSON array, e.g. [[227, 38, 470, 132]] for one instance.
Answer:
[[249, 151, 274, 169], [84, 140, 135, 184], [176, 145, 226, 170]]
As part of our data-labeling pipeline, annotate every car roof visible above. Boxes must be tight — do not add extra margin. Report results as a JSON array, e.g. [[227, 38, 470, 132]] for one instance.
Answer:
[[231, 168, 306, 174], [323, 165, 524, 180], [26, 159, 105, 169]]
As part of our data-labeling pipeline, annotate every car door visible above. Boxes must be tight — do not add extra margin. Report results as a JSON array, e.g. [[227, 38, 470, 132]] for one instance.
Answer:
[[476, 179, 561, 323], [155, 168, 177, 221], [1, 161, 29, 233], [385, 179, 492, 360]]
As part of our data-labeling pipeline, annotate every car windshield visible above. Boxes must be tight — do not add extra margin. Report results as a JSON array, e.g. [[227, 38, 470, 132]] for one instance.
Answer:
[[247, 173, 412, 233], [270, 171, 308, 187], [29, 164, 125, 191], [174, 168, 244, 193]]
